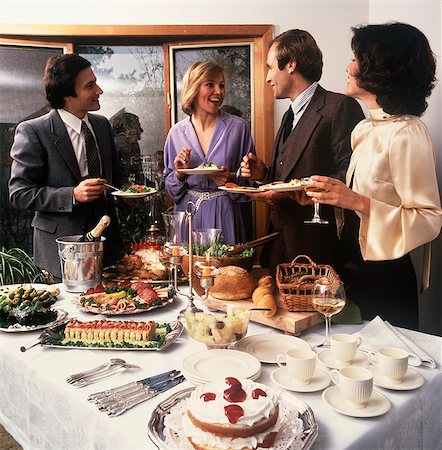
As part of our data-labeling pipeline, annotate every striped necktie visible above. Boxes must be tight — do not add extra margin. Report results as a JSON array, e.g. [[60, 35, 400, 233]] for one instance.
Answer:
[[81, 120, 101, 177]]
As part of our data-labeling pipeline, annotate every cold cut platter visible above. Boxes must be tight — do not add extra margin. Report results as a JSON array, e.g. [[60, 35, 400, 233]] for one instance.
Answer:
[[73, 281, 174, 315]]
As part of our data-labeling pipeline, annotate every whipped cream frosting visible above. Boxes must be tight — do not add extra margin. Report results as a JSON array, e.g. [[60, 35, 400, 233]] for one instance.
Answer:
[[186, 378, 279, 427]]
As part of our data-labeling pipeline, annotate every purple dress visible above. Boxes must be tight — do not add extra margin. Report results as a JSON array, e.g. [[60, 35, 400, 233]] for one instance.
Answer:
[[164, 111, 255, 244]]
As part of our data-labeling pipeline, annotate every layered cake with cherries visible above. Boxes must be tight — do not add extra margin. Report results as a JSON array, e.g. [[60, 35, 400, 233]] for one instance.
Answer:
[[182, 377, 279, 450]]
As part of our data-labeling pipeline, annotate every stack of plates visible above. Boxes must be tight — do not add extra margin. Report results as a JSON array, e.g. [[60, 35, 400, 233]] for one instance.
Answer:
[[182, 349, 262, 385]]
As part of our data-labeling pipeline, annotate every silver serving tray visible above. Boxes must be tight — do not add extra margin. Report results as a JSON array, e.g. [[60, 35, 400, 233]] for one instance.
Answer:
[[0, 308, 68, 333], [41, 320, 184, 351], [147, 387, 318, 450]]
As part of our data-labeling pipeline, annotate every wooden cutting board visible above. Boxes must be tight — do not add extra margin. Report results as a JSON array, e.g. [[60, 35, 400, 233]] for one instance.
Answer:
[[204, 293, 322, 336]]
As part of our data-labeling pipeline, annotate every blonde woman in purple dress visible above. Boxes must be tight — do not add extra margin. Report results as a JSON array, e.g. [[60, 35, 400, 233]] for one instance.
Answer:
[[164, 61, 255, 244]]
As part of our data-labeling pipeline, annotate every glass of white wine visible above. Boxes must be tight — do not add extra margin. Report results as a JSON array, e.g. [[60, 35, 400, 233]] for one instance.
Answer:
[[301, 177, 329, 225], [312, 277, 346, 348]]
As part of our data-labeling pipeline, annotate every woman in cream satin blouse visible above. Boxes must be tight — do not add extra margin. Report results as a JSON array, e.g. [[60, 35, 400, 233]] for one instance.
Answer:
[[305, 22, 442, 329]]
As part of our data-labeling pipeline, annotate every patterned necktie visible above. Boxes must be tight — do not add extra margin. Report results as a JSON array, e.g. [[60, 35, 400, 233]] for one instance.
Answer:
[[81, 120, 101, 177], [282, 106, 294, 142]]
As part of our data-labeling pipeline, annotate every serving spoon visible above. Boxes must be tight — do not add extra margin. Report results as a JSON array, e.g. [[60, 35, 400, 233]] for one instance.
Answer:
[[225, 231, 280, 256]]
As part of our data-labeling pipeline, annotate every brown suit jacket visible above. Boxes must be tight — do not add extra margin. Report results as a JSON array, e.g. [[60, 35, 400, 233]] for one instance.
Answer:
[[261, 85, 365, 273]]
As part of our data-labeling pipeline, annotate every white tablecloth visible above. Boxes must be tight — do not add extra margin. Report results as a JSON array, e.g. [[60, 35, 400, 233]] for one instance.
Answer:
[[0, 284, 441, 450]]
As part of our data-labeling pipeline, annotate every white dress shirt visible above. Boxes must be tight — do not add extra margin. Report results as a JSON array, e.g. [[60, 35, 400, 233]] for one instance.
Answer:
[[57, 109, 101, 178]]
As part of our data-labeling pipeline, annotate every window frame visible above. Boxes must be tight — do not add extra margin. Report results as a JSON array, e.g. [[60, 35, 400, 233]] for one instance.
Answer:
[[0, 23, 273, 239]]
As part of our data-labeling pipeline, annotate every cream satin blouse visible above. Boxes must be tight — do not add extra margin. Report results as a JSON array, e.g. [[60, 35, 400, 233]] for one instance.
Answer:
[[341, 109, 441, 286]]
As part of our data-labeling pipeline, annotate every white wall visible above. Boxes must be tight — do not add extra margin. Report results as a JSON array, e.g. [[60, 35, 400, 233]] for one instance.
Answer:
[[1, 0, 441, 334]]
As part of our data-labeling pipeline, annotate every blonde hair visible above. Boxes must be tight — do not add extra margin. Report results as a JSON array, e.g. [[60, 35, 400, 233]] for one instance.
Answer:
[[181, 61, 226, 115]]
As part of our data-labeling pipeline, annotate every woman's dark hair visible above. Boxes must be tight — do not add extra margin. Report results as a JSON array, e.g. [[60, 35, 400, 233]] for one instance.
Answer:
[[351, 22, 436, 116], [271, 29, 323, 82], [44, 54, 91, 109]]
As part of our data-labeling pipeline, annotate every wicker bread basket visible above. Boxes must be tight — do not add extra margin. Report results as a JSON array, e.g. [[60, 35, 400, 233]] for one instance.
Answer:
[[276, 255, 340, 311]]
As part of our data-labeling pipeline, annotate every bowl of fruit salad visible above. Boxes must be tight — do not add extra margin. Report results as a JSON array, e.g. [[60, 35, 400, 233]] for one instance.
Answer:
[[185, 307, 250, 349]]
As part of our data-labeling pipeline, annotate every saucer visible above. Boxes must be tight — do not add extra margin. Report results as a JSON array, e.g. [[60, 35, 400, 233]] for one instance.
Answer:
[[322, 386, 391, 418], [317, 348, 369, 369], [368, 366, 425, 391], [271, 367, 330, 393]]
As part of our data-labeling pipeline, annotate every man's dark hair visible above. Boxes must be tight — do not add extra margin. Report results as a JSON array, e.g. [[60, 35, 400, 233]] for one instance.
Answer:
[[44, 54, 91, 109], [271, 29, 323, 82]]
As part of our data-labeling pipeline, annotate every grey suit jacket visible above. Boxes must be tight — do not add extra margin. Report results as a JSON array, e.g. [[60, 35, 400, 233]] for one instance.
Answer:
[[262, 85, 365, 272], [9, 109, 123, 277]]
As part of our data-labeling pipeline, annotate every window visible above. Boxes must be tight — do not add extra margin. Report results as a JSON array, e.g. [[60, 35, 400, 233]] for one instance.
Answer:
[[0, 43, 66, 252]]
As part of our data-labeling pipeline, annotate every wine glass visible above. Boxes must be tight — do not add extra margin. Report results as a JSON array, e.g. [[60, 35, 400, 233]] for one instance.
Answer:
[[312, 277, 346, 348], [302, 177, 329, 225]]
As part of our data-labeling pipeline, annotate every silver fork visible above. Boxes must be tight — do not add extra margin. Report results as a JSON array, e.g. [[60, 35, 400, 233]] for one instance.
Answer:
[[66, 358, 126, 384], [69, 364, 141, 388]]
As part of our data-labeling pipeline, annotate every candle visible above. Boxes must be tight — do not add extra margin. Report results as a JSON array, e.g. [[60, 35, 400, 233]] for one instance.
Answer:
[[171, 245, 180, 257], [202, 265, 212, 278]]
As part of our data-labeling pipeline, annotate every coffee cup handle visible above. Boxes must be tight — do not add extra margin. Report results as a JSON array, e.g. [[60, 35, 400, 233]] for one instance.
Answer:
[[367, 351, 377, 365], [356, 336, 362, 347], [330, 369, 340, 386], [276, 354, 286, 369], [408, 353, 421, 366]]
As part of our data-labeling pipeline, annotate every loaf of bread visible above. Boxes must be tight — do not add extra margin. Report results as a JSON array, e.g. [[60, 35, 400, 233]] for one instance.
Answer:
[[209, 266, 256, 300], [252, 275, 277, 317]]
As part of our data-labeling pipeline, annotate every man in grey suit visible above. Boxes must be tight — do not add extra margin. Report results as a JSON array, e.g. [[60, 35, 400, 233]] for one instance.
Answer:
[[241, 29, 365, 275], [9, 54, 123, 279]]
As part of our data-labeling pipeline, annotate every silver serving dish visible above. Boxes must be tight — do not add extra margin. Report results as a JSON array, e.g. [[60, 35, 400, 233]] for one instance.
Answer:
[[39, 320, 184, 351], [0, 308, 68, 333], [72, 296, 174, 315], [147, 387, 318, 450]]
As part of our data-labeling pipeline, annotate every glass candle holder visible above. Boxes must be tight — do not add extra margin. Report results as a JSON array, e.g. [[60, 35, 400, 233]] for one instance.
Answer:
[[194, 258, 220, 299]]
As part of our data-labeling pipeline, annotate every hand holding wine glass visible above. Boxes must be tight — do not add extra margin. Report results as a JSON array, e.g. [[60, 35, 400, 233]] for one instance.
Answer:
[[312, 277, 346, 348], [301, 177, 329, 224]]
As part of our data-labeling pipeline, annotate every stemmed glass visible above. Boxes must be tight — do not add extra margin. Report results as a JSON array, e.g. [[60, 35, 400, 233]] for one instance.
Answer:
[[302, 177, 328, 225], [312, 277, 346, 348]]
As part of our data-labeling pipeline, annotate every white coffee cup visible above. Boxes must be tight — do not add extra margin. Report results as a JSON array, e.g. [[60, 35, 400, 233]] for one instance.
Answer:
[[368, 347, 409, 384], [330, 333, 362, 364], [330, 366, 373, 409], [276, 348, 316, 385]]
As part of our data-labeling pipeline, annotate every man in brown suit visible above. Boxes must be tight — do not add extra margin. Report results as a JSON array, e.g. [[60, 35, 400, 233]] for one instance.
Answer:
[[241, 29, 364, 274]]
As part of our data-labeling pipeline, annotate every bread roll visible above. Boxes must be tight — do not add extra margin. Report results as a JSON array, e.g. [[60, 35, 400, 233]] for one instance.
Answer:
[[252, 275, 277, 317], [209, 266, 256, 300]]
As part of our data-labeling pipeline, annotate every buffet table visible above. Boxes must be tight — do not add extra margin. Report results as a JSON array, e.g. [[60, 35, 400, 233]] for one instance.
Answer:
[[0, 284, 441, 450]]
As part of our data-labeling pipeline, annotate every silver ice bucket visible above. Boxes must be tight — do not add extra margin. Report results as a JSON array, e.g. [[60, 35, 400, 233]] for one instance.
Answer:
[[56, 235, 105, 292]]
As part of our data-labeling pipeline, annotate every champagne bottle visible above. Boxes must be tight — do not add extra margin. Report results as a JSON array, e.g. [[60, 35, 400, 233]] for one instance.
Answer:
[[78, 215, 111, 242]]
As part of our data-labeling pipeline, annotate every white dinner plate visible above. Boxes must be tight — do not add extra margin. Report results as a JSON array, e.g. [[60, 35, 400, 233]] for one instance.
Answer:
[[218, 185, 262, 194], [322, 386, 391, 418], [111, 188, 156, 198], [260, 182, 303, 192], [271, 367, 331, 393], [233, 334, 311, 363], [182, 349, 261, 382], [368, 365, 425, 391], [182, 367, 262, 385], [317, 348, 369, 370], [176, 167, 223, 175]]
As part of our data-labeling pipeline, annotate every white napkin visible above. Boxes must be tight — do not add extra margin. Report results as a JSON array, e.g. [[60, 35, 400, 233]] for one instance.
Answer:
[[354, 316, 436, 369]]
